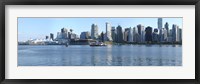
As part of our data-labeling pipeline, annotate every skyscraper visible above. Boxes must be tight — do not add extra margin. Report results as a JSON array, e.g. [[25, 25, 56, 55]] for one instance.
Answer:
[[172, 24, 179, 42], [158, 18, 162, 29], [179, 28, 182, 43], [145, 26, 153, 42], [100, 32, 105, 42], [50, 33, 54, 40], [165, 22, 169, 36], [137, 24, 145, 43], [177, 26, 180, 42], [61, 28, 68, 39], [132, 27, 137, 42], [134, 27, 140, 43], [152, 28, 159, 42], [80, 31, 90, 39], [105, 22, 112, 41], [128, 27, 133, 42], [158, 18, 163, 42], [111, 26, 117, 42], [91, 24, 98, 40], [159, 28, 164, 42], [163, 28, 168, 42], [168, 29, 173, 42], [56, 32, 62, 39], [124, 28, 129, 42], [116, 25, 123, 43]]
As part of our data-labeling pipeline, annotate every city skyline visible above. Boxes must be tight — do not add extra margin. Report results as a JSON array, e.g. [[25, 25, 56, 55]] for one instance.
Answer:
[[18, 17, 183, 66], [18, 17, 182, 41]]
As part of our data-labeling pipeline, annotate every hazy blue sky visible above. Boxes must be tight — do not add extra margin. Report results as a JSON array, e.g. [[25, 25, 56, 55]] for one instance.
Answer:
[[18, 17, 182, 41]]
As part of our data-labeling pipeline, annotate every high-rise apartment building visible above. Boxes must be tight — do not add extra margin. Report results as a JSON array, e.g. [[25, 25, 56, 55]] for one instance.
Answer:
[[105, 22, 112, 41], [172, 24, 180, 42], [91, 24, 99, 40], [137, 24, 145, 43], [145, 26, 153, 42], [158, 18, 163, 29], [80, 31, 90, 39], [128, 27, 133, 42], [152, 28, 159, 42], [116, 25, 123, 43], [50, 33, 54, 40], [111, 26, 117, 42], [61, 28, 68, 39], [165, 22, 169, 36]]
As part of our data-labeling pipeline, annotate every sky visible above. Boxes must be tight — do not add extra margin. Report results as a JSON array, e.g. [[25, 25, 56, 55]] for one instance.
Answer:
[[18, 17, 182, 41]]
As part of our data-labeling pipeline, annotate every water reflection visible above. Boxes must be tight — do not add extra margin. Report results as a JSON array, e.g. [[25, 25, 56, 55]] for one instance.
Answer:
[[18, 45, 182, 66], [106, 46, 112, 66]]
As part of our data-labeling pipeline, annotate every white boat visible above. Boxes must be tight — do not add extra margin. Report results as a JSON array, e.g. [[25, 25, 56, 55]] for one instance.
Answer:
[[90, 41, 107, 46]]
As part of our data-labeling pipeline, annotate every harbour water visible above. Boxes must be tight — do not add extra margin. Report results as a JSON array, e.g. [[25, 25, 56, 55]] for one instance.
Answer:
[[18, 45, 182, 66]]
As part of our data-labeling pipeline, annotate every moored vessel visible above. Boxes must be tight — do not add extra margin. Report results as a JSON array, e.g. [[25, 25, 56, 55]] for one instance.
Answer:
[[89, 41, 107, 46]]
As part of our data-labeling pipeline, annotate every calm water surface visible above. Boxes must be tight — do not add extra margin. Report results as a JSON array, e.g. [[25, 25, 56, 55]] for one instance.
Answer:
[[18, 45, 182, 66]]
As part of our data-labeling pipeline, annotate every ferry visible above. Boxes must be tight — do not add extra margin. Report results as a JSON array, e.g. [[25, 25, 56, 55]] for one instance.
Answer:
[[90, 41, 107, 46]]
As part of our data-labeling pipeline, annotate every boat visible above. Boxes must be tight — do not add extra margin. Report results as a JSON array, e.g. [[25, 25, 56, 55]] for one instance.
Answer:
[[90, 41, 107, 46]]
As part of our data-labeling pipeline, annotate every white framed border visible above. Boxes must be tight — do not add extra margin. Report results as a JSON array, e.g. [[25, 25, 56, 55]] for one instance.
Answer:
[[5, 5, 195, 79]]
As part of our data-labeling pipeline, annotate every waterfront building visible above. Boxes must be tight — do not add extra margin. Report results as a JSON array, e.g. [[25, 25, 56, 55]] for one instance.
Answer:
[[111, 26, 117, 42], [56, 32, 62, 40], [128, 27, 133, 42], [50, 33, 54, 41], [177, 26, 180, 42], [80, 31, 90, 39], [168, 29, 173, 42], [46, 36, 49, 40], [159, 28, 166, 42], [70, 33, 78, 39], [165, 22, 169, 36], [145, 26, 153, 42], [179, 28, 182, 43], [105, 22, 113, 41], [152, 28, 159, 43], [28, 39, 46, 45], [100, 32, 105, 42], [172, 24, 180, 42], [137, 24, 145, 43], [124, 28, 129, 42], [163, 28, 168, 42], [61, 28, 68, 39], [91, 24, 99, 40], [135, 36, 140, 43], [132, 27, 137, 42], [158, 18, 163, 42], [134, 27, 140, 43], [68, 32, 71, 40], [158, 18, 162, 29], [159, 28, 164, 42], [68, 29, 75, 40], [116, 25, 123, 43]]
